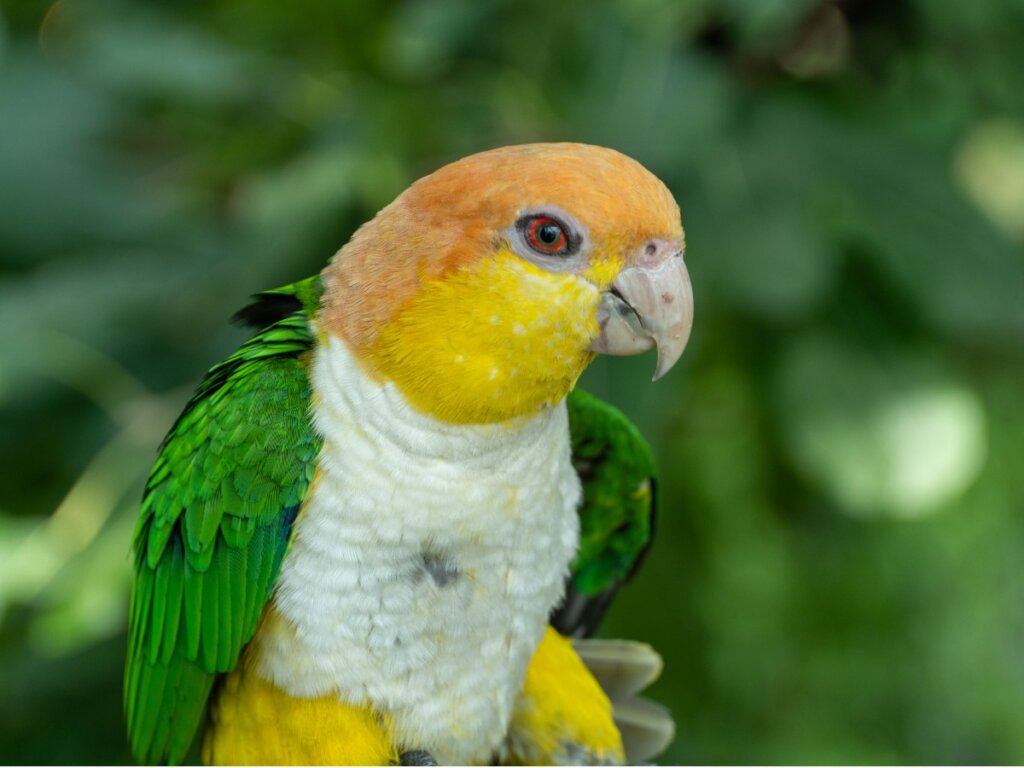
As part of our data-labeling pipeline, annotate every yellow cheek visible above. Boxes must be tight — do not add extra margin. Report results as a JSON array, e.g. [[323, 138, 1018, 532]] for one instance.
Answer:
[[581, 255, 624, 289], [362, 251, 600, 424]]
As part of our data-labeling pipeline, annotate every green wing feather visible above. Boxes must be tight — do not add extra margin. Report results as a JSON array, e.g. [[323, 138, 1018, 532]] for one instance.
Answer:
[[125, 278, 324, 764], [553, 388, 658, 638]]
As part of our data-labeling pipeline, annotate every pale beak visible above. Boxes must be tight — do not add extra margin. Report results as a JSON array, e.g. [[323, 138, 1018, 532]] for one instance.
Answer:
[[589, 241, 693, 381]]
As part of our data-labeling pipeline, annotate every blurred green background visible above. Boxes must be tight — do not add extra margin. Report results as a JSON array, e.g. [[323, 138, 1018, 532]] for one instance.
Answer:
[[2, 0, 1024, 763]]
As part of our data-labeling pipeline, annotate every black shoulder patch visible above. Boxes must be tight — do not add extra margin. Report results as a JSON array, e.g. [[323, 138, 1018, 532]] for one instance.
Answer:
[[231, 292, 304, 330]]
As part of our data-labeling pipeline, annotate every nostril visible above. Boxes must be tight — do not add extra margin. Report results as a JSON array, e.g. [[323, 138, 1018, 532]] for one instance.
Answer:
[[644, 241, 657, 257]]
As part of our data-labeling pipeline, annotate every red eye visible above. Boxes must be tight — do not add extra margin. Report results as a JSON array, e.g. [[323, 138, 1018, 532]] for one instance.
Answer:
[[525, 217, 568, 254]]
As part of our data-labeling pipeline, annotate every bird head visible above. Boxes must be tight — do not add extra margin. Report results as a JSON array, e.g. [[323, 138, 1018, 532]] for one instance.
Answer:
[[321, 143, 692, 424]]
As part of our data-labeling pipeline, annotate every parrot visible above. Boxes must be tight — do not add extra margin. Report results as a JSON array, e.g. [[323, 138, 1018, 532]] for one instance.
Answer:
[[124, 143, 694, 766]]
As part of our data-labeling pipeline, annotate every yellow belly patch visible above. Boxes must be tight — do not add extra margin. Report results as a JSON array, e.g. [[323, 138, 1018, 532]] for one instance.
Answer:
[[505, 627, 624, 765], [203, 662, 396, 766]]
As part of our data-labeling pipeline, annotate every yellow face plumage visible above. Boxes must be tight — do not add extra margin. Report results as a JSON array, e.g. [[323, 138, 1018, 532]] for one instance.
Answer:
[[320, 143, 687, 424]]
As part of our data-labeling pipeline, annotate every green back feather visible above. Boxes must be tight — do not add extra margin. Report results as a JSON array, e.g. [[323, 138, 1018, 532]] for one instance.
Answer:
[[125, 278, 323, 764]]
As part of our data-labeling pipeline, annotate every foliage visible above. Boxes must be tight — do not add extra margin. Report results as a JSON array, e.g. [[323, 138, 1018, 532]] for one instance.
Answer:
[[1, 0, 1023, 763]]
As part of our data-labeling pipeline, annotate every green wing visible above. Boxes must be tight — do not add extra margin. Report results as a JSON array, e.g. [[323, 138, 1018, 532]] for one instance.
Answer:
[[125, 278, 323, 764], [552, 388, 658, 638]]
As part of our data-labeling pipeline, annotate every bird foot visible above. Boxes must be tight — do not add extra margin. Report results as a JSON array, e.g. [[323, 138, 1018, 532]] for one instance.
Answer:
[[399, 749, 438, 766]]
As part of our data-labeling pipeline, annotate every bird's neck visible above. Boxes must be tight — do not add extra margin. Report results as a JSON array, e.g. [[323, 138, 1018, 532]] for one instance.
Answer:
[[312, 331, 567, 462], [322, 252, 599, 425]]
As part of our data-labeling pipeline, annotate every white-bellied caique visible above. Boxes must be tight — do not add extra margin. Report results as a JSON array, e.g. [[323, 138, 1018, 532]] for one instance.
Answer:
[[125, 143, 693, 765]]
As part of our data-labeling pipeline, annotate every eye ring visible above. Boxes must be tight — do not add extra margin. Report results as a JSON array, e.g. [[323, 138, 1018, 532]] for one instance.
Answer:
[[523, 216, 570, 255]]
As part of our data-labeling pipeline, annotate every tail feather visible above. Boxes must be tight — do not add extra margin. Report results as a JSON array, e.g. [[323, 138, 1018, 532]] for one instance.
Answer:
[[573, 639, 663, 701], [611, 696, 675, 764], [574, 638, 675, 764]]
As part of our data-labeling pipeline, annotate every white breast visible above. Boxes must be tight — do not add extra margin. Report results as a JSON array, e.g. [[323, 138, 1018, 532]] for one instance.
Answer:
[[251, 333, 581, 765]]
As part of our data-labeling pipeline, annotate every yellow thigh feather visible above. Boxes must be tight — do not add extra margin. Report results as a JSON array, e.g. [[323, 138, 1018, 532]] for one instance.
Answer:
[[505, 627, 624, 765], [203, 663, 397, 766]]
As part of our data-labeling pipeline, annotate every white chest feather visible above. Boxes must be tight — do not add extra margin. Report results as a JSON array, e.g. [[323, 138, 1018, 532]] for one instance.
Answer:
[[252, 334, 581, 764]]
